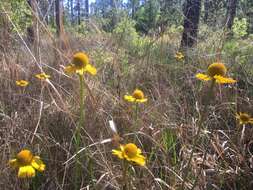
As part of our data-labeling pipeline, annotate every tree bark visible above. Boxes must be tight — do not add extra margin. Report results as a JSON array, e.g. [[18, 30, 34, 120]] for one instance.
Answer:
[[85, 0, 89, 18], [55, 0, 64, 37], [180, 0, 201, 48], [77, 0, 81, 24], [27, 0, 37, 45], [226, 0, 238, 30]]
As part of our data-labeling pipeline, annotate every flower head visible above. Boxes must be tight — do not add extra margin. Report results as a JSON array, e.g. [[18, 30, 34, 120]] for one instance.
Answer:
[[196, 62, 236, 84], [124, 89, 147, 103], [236, 112, 253, 125], [35, 73, 50, 80], [174, 52, 184, 61], [16, 80, 29, 87], [8, 149, 45, 178], [112, 143, 146, 166], [64, 52, 97, 76]]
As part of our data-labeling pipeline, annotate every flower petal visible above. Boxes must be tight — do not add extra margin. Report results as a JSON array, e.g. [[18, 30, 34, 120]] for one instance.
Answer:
[[85, 64, 97, 75], [64, 65, 76, 74], [18, 166, 36, 178], [8, 159, 18, 169], [195, 73, 211, 81], [124, 95, 135, 102], [136, 98, 148, 103], [31, 156, 46, 172], [214, 75, 236, 84], [112, 149, 124, 159], [129, 155, 146, 166]]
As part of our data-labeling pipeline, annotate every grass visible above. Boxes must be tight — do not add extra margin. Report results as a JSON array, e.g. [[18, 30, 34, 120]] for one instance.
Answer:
[[1, 17, 253, 189]]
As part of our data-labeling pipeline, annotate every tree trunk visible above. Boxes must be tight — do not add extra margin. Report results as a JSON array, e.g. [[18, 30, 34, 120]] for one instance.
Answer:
[[204, 0, 209, 23], [180, 0, 201, 48], [85, 0, 89, 18], [55, 0, 64, 37], [70, 0, 74, 24], [226, 0, 238, 30], [77, 0, 81, 24], [27, 0, 37, 45]]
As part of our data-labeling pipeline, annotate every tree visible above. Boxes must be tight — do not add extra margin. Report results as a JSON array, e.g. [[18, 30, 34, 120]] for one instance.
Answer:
[[27, 0, 37, 45], [55, 0, 64, 37], [180, 0, 201, 48], [85, 0, 89, 18], [226, 0, 238, 31], [130, 0, 140, 18], [77, 0, 81, 24]]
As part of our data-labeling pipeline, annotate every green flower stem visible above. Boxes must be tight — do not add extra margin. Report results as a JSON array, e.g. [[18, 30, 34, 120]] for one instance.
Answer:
[[74, 74, 85, 190], [181, 80, 215, 190], [134, 103, 139, 142], [122, 160, 129, 190], [76, 74, 85, 148]]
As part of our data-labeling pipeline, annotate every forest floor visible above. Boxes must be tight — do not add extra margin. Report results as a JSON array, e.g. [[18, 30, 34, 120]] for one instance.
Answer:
[[0, 20, 253, 189]]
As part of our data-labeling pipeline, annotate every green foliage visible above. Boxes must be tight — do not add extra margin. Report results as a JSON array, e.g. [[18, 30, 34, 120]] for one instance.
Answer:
[[113, 17, 152, 57], [232, 17, 248, 38], [135, 0, 160, 34], [1, 0, 32, 34]]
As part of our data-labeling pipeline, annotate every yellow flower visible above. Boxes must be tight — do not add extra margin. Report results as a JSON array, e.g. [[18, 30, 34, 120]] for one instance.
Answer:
[[236, 112, 253, 125], [196, 62, 236, 84], [8, 149, 45, 178], [16, 80, 29, 87], [35, 73, 50, 80], [124, 89, 147, 103], [64, 52, 97, 76], [174, 52, 184, 61], [112, 143, 146, 166]]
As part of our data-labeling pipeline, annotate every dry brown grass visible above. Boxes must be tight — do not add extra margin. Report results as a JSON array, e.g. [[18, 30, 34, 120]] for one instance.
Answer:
[[0, 18, 253, 190]]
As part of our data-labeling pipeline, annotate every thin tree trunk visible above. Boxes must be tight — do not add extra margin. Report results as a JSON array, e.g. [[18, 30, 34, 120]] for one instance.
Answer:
[[85, 0, 89, 18], [180, 0, 201, 48], [77, 0, 81, 24], [204, 0, 209, 23], [226, 0, 238, 30], [55, 0, 64, 37], [70, 0, 74, 24]]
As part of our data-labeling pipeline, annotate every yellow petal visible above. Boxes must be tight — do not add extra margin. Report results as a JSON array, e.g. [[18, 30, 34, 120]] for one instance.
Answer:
[[8, 159, 18, 168], [18, 166, 36, 178], [85, 64, 97, 75], [112, 149, 124, 159], [213, 75, 236, 84], [124, 95, 135, 102], [128, 155, 146, 166], [196, 73, 211, 81], [76, 68, 85, 75], [31, 156, 46, 172], [136, 98, 148, 103], [64, 65, 76, 74]]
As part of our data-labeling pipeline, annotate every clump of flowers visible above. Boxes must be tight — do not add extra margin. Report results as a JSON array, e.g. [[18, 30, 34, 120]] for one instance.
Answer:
[[196, 62, 236, 84], [9, 149, 45, 178], [16, 80, 29, 87], [124, 89, 147, 103], [236, 112, 253, 125], [65, 52, 97, 76], [174, 52, 184, 61], [35, 73, 50, 80], [112, 143, 146, 166]]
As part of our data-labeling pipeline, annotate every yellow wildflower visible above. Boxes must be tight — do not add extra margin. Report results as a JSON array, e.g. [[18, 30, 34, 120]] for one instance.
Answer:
[[124, 89, 147, 103], [112, 143, 146, 166], [64, 52, 97, 76], [196, 62, 236, 84], [236, 112, 253, 125], [9, 149, 45, 178], [174, 52, 184, 61], [35, 73, 50, 80], [16, 80, 29, 87]]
